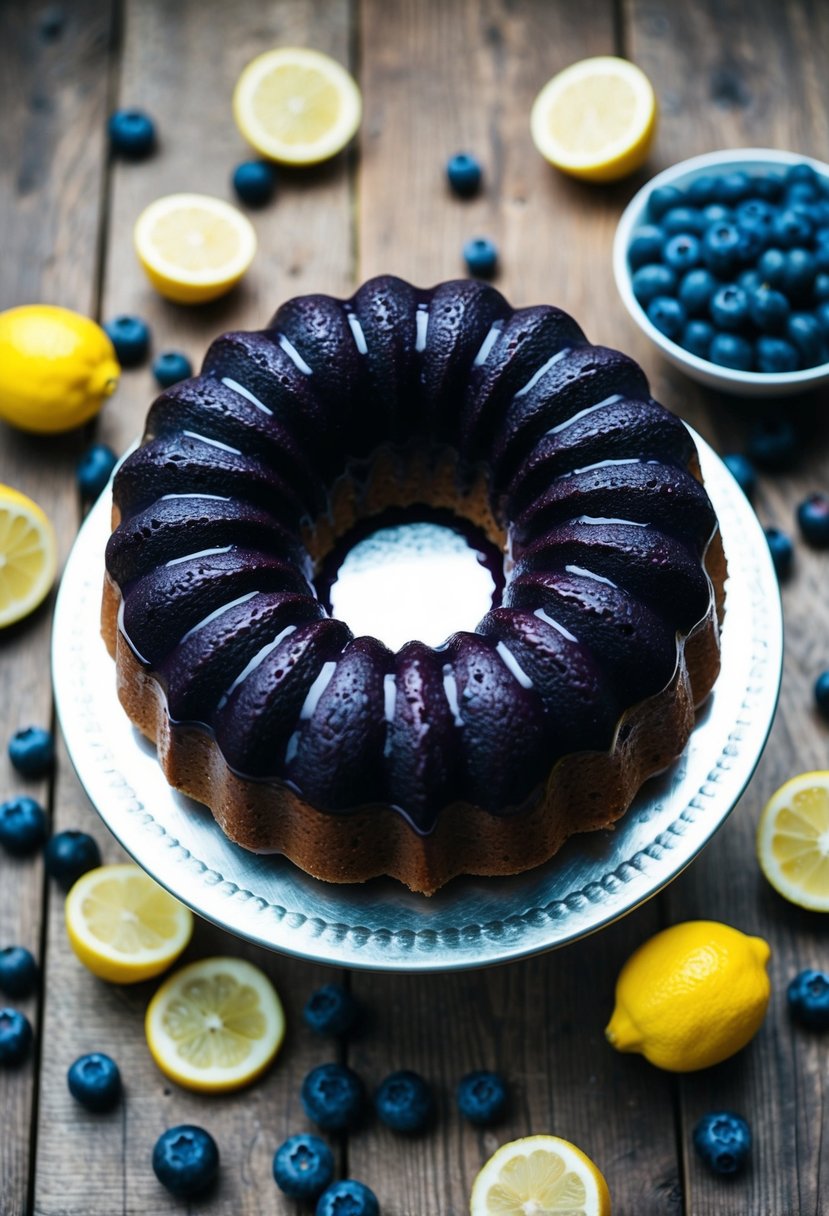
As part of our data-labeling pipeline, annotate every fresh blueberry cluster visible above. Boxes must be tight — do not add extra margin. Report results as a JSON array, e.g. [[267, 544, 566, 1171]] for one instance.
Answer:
[[630, 163, 829, 371]]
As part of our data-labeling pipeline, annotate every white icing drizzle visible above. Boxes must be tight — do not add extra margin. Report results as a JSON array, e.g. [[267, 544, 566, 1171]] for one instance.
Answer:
[[159, 492, 231, 502], [514, 347, 569, 398], [284, 729, 301, 764], [165, 545, 232, 568], [570, 456, 640, 476], [347, 311, 368, 354], [278, 333, 313, 375], [574, 515, 647, 527], [221, 376, 272, 415], [182, 430, 242, 456], [299, 660, 337, 720], [415, 305, 429, 353], [565, 563, 617, 588], [545, 394, 622, 435], [383, 673, 397, 722], [178, 590, 259, 645], [441, 664, 464, 727], [495, 642, 534, 689], [533, 607, 578, 643], [217, 624, 297, 708], [473, 321, 502, 367]]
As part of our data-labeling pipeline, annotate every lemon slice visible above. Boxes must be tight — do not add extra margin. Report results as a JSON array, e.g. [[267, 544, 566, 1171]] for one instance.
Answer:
[[0, 484, 58, 628], [65, 864, 193, 983], [233, 47, 362, 166], [134, 193, 257, 304], [530, 56, 657, 183], [470, 1135, 611, 1216], [757, 771, 829, 910], [145, 956, 285, 1093]]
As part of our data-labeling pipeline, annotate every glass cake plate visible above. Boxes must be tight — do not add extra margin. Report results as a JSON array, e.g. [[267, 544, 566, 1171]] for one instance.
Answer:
[[52, 433, 782, 972]]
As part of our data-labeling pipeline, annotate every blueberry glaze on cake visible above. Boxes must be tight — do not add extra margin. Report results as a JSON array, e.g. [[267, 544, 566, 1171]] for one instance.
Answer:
[[102, 276, 725, 894]]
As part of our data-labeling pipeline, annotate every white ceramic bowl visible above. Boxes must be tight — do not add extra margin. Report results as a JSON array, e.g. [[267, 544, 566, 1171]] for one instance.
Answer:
[[613, 148, 829, 397]]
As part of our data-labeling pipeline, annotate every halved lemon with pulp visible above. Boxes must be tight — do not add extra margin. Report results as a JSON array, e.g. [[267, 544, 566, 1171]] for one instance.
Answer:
[[470, 1135, 611, 1216], [65, 863, 193, 983], [530, 56, 656, 183], [145, 956, 285, 1092], [134, 193, 257, 304], [233, 47, 362, 165], [0, 484, 58, 629], [757, 771, 829, 910]]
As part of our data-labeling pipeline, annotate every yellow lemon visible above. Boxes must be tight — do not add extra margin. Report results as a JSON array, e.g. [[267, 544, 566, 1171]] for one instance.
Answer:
[[605, 920, 770, 1071], [470, 1135, 611, 1216], [145, 956, 285, 1093], [757, 770, 829, 910], [65, 863, 193, 984], [530, 56, 657, 183], [0, 305, 119, 433], [134, 193, 257, 304], [233, 47, 362, 166], [0, 484, 58, 629]]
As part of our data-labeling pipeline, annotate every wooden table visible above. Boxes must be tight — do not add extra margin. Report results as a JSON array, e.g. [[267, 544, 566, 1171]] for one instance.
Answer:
[[2, 1, 828, 1212]]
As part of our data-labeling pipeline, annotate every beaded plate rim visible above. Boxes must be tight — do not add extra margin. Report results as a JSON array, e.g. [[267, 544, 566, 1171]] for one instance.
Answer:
[[52, 431, 782, 972]]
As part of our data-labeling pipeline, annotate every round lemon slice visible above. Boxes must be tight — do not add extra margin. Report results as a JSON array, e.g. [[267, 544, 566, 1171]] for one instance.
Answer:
[[0, 484, 58, 629], [530, 56, 657, 183], [470, 1135, 611, 1216], [145, 956, 285, 1093], [134, 193, 257, 304], [233, 47, 362, 166], [757, 771, 829, 910], [65, 864, 193, 984]]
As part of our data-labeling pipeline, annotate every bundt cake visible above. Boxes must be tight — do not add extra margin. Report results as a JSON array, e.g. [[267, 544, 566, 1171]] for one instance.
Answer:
[[101, 276, 725, 895]]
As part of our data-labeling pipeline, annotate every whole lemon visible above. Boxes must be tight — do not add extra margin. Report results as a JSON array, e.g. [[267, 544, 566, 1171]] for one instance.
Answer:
[[605, 920, 771, 1072], [0, 305, 120, 434]]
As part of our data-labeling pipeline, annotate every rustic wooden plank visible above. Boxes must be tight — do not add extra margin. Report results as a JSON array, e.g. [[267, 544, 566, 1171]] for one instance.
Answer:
[[0, 3, 114, 1213], [626, 2, 829, 1213], [350, 3, 681, 1212], [33, 1, 354, 1213]]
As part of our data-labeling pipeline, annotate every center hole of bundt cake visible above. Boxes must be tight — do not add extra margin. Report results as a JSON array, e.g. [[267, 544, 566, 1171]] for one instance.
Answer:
[[318, 507, 503, 651]]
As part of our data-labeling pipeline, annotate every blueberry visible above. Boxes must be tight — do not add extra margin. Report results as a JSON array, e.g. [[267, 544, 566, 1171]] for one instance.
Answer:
[[754, 172, 785, 201], [232, 160, 277, 207], [715, 171, 751, 204], [756, 336, 800, 373], [272, 1133, 334, 1200], [709, 332, 753, 371], [631, 263, 676, 306], [152, 351, 193, 388], [374, 1070, 434, 1133], [303, 983, 360, 1038], [0, 948, 38, 999], [765, 527, 794, 581], [747, 417, 799, 469], [0, 796, 48, 856], [772, 207, 814, 247], [44, 831, 101, 890], [463, 237, 498, 278], [702, 203, 732, 225], [748, 286, 790, 333], [782, 248, 816, 299], [814, 272, 829, 302], [301, 1063, 365, 1132], [648, 184, 684, 220], [153, 1125, 219, 1198], [662, 207, 705, 236], [108, 108, 156, 159], [0, 1008, 33, 1066], [315, 1180, 379, 1216], [67, 1052, 121, 1112], [722, 454, 757, 501], [77, 444, 118, 500], [735, 223, 767, 263], [646, 295, 686, 340], [446, 152, 482, 197], [797, 492, 829, 547], [663, 233, 701, 272], [628, 224, 665, 270], [786, 180, 820, 206], [788, 968, 829, 1028], [686, 175, 717, 205], [785, 162, 819, 189], [758, 247, 788, 289], [679, 268, 717, 315], [457, 1070, 508, 1125], [710, 284, 750, 330], [8, 727, 54, 778], [787, 313, 827, 367], [103, 315, 150, 367], [702, 222, 741, 275], [681, 319, 715, 359], [736, 197, 774, 229], [815, 672, 829, 721], [817, 301, 829, 337], [693, 1111, 751, 1175], [738, 269, 763, 294]]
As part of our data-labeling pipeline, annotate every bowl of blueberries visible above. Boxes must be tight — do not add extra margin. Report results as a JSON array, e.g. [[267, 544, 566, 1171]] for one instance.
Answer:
[[613, 148, 829, 396]]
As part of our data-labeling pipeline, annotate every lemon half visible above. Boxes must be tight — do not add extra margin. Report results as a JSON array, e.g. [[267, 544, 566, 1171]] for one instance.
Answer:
[[0, 484, 58, 629], [233, 47, 362, 165], [65, 864, 193, 984], [145, 956, 285, 1093], [531, 56, 657, 182], [470, 1135, 611, 1216], [757, 771, 829, 910]]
